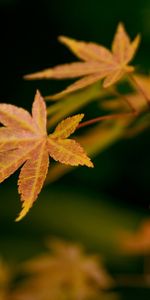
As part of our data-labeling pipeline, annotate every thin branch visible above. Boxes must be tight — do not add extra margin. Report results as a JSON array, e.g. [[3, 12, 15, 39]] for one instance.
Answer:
[[77, 111, 136, 129]]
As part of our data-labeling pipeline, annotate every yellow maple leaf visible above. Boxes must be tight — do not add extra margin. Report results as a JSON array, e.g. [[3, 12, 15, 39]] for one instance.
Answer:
[[0, 91, 93, 221]]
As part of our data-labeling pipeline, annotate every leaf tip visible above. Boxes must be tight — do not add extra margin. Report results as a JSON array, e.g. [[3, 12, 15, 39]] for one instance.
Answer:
[[23, 73, 37, 80], [87, 159, 94, 168], [58, 35, 66, 42], [34, 89, 46, 106], [78, 113, 84, 122], [15, 201, 32, 222], [117, 22, 126, 32], [35, 89, 42, 99], [58, 35, 78, 54], [36, 89, 41, 95], [24, 69, 53, 80], [132, 34, 141, 51], [58, 35, 71, 44]]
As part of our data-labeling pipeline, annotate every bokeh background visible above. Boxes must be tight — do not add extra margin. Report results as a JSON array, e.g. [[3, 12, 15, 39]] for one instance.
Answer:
[[0, 0, 150, 299]]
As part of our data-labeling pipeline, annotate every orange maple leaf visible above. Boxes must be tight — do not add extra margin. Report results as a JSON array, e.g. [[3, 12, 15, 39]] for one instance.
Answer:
[[25, 23, 140, 99], [0, 91, 93, 221]]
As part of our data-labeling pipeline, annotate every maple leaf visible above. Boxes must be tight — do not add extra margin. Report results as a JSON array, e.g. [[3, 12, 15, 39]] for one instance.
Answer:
[[25, 23, 140, 99], [10, 239, 113, 300], [0, 91, 93, 221]]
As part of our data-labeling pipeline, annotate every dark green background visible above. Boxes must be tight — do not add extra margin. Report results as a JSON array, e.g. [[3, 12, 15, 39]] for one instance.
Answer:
[[0, 1, 150, 299]]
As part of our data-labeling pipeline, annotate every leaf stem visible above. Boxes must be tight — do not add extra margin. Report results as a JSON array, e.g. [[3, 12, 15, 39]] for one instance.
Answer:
[[128, 74, 150, 108], [77, 111, 136, 129]]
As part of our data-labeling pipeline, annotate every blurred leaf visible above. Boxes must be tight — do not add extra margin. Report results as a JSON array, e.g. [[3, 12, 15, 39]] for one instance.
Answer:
[[10, 239, 114, 300], [46, 83, 108, 129], [0, 182, 149, 288]]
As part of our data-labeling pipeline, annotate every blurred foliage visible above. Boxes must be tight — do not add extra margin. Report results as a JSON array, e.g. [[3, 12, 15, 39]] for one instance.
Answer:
[[9, 239, 115, 300]]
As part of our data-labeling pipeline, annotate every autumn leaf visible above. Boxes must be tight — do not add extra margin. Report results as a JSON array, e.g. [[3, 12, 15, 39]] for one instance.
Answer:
[[25, 23, 140, 99], [10, 239, 114, 300], [0, 91, 93, 221]]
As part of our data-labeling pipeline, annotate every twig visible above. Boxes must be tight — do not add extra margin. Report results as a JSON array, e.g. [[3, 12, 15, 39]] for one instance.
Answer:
[[77, 112, 136, 129]]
